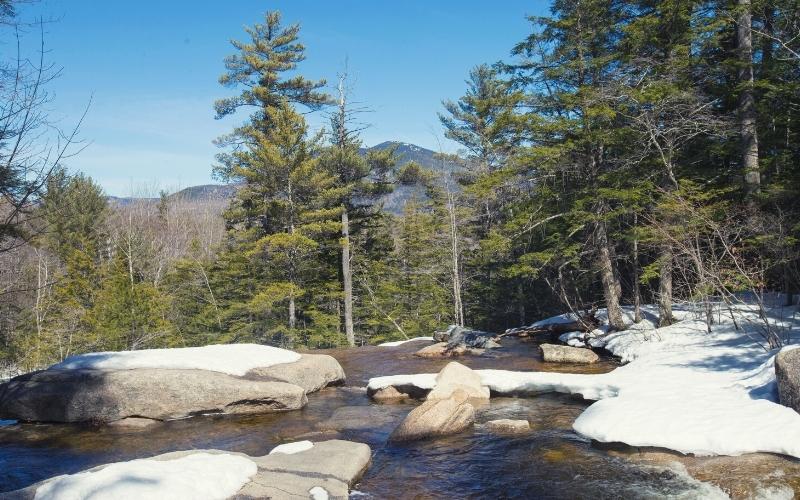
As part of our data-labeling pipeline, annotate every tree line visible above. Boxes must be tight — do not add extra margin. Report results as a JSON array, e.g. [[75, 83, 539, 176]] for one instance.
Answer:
[[1, 0, 799, 371]]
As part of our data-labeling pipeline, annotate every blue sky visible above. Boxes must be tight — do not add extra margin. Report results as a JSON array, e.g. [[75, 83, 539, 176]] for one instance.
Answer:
[[14, 1, 548, 196]]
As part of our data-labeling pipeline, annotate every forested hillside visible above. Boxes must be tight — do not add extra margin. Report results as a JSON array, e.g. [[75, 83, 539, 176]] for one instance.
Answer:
[[1, 0, 799, 373]]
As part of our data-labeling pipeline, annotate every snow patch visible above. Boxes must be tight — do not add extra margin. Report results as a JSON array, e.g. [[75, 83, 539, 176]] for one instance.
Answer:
[[33, 452, 256, 500], [309, 486, 329, 500], [377, 337, 433, 347], [49, 344, 301, 377], [269, 440, 314, 455]]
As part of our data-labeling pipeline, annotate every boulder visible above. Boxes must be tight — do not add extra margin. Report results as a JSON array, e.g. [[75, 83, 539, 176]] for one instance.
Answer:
[[434, 325, 500, 349], [414, 342, 485, 358], [5, 440, 372, 500], [426, 362, 490, 401], [486, 419, 530, 434], [247, 353, 345, 393], [0, 368, 307, 423], [540, 343, 599, 364], [389, 389, 475, 442], [371, 385, 411, 401], [776, 348, 800, 413]]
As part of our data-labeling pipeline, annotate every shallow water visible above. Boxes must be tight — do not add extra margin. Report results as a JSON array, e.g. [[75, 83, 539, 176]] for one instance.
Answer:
[[1, 338, 798, 498]]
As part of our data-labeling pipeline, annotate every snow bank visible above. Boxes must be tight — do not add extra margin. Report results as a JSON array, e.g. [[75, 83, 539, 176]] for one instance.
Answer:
[[49, 344, 301, 377], [269, 440, 314, 455], [34, 453, 256, 500], [377, 337, 434, 347], [369, 304, 800, 458]]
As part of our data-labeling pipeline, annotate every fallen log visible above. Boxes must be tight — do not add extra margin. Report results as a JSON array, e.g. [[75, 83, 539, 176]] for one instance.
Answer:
[[502, 312, 599, 339]]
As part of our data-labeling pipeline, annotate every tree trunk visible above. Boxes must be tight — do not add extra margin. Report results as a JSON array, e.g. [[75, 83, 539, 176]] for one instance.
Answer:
[[658, 246, 674, 327], [596, 221, 626, 331], [341, 209, 355, 346], [737, 0, 760, 198], [632, 215, 642, 323], [447, 191, 464, 327], [288, 294, 296, 331]]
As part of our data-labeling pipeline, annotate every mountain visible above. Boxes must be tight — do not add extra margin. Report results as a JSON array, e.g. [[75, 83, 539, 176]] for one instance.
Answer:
[[107, 141, 461, 214]]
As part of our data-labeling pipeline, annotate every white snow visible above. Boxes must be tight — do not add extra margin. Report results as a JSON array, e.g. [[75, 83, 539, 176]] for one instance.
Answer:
[[368, 303, 800, 458], [33, 452, 257, 500], [0, 419, 17, 427], [268, 440, 314, 455], [309, 486, 330, 500], [49, 344, 301, 377], [377, 337, 434, 347]]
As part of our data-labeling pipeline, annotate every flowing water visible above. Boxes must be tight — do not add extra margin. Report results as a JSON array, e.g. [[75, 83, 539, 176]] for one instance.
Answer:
[[1, 338, 798, 498]]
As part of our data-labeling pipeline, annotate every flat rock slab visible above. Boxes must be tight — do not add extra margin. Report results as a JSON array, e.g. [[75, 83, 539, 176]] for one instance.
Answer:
[[0, 368, 307, 423], [318, 405, 403, 431], [777, 348, 800, 413], [540, 343, 600, 364], [4, 440, 371, 500]]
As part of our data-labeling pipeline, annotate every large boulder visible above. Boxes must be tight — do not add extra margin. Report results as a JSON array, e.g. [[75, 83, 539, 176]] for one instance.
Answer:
[[540, 343, 600, 364], [414, 342, 477, 358], [389, 389, 475, 442], [434, 325, 500, 349], [776, 348, 800, 413], [426, 362, 490, 401], [0, 368, 307, 423], [4, 440, 371, 500], [247, 353, 345, 393]]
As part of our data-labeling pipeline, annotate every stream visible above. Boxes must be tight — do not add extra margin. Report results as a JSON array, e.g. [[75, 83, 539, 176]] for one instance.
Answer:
[[1, 338, 798, 498]]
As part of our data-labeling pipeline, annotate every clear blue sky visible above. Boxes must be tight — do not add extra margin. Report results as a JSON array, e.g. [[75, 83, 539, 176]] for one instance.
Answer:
[[15, 1, 548, 196]]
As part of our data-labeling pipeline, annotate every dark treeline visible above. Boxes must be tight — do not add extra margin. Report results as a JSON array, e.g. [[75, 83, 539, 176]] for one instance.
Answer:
[[1, 1, 799, 371]]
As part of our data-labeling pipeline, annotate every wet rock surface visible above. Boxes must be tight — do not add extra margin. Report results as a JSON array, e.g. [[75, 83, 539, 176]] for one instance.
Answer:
[[486, 419, 531, 434], [389, 390, 476, 442]]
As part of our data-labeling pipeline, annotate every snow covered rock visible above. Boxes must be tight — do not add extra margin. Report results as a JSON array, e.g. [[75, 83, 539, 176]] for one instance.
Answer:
[[426, 362, 490, 401], [6, 440, 372, 500], [776, 347, 800, 413], [0, 367, 307, 423], [0, 345, 345, 423], [485, 419, 530, 434], [540, 343, 600, 364], [389, 389, 475, 442]]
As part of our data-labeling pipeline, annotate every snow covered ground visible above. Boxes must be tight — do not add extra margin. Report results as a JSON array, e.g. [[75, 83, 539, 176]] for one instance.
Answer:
[[33, 453, 256, 500], [49, 344, 301, 377], [269, 440, 314, 455], [369, 302, 800, 458], [377, 337, 434, 347]]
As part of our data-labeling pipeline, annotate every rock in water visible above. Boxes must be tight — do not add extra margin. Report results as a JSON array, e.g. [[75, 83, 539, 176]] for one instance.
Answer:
[[776, 348, 800, 413], [426, 362, 490, 401], [0, 368, 307, 423], [389, 389, 475, 442], [540, 343, 600, 364], [434, 325, 500, 349], [486, 419, 530, 434], [5, 440, 372, 500], [0, 352, 346, 423], [414, 342, 475, 358]]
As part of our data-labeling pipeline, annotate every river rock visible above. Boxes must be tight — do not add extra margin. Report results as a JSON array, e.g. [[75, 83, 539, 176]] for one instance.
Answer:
[[5, 440, 372, 500], [0, 367, 307, 423], [415, 342, 469, 358], [486, 419, 530, 434], [776, 348, 800, 413], [247, 353, 345, 393], [540, 343, 599, 364], [426, 362, 490, 401], [434, 325, 500, 349], [371, 385, 411, 401], [389, 389, 475, 442]]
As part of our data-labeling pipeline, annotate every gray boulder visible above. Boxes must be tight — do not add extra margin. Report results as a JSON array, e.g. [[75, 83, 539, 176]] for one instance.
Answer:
[[486, 419, 530, 434], [426, 361, 490, 401], [776, 348, 800, 413], [389, 389, 475, 442], [5, 440, 372, 500], [247, 353, 345, 393], [434, 325, 500, 349], [0, 368, 307, 423], [540, 343, 600, 364]]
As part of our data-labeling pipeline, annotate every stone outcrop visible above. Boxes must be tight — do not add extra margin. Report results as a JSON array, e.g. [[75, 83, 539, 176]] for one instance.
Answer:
[[426, 362, 490, 401], [0, 353, 346, 424], [540, 343, 599, 364], [389, 389, 475, 442], [4, 440, 372, 500], [434, 325, 500, 350], [776, 348, 800, 413]]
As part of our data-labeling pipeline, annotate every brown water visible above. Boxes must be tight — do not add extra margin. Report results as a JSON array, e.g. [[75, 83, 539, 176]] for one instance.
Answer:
[[1, 338, 798, 498]]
